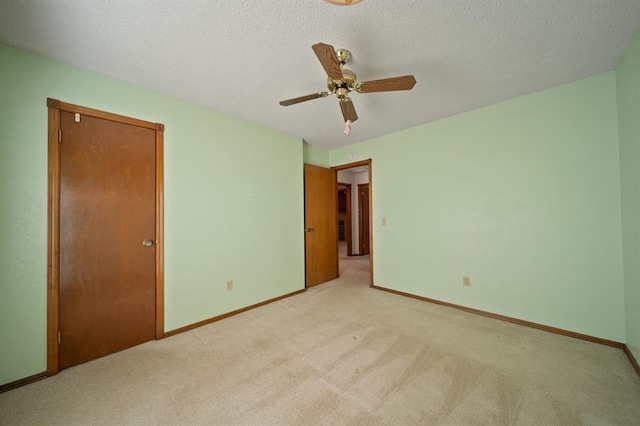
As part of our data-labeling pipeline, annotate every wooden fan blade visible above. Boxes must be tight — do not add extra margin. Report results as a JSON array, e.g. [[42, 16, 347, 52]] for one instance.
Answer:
[[356, 75, 417, 93], [340, 98, 358, 122], [312, 43, 343, 81], [279, 92, 328, 106]]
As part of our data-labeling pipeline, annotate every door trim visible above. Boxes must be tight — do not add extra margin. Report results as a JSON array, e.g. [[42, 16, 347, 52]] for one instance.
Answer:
[[332, 159, 373, 286], [46, 98, 165, 376]]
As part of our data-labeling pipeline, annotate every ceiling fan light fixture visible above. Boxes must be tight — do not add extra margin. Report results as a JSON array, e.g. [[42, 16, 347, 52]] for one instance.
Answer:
[[278, 42, 416, 127], [323, 0, 363, 5]]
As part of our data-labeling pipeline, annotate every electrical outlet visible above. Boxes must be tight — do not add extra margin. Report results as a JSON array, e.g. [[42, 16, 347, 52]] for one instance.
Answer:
[[226, 280, 233, 291], [463, 276, 471, 287]]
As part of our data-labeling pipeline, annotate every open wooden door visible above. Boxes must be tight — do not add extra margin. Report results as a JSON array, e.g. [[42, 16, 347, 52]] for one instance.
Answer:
[[338, 183, 353, 256], [358, 183, 370, 255], [304, 164, 338, 287]]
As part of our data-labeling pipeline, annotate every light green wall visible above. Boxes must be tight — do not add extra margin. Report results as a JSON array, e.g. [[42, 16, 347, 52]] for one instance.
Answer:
[[303, 141, 330, 167], [331, 72, 625, 341], [0, 44, 305, 386], [617, 29, 640, 362]]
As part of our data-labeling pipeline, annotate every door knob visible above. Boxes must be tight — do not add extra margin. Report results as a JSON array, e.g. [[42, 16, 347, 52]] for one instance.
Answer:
[[142, 239, 155, 247]]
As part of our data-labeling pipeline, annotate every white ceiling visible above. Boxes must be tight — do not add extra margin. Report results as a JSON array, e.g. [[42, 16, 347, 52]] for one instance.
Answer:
[[1, 1, 639, 150]]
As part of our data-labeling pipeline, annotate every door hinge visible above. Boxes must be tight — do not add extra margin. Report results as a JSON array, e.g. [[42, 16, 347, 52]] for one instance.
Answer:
[[57, 330, 61, 345], [58, 128, 62, 143]]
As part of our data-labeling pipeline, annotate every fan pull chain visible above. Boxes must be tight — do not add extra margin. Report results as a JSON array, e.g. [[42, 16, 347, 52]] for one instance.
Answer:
[[344, 120, 352, 135]]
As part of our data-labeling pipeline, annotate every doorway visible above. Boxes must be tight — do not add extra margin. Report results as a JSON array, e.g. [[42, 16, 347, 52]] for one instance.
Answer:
[[46, 99, 165, 375], [334, 160, 372, 285]]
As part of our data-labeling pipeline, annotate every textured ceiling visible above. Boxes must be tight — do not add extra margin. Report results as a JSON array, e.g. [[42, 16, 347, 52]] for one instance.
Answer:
[[1, 0, 639, 150]]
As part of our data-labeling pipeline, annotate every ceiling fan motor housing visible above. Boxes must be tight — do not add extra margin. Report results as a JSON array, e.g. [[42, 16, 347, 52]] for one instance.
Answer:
[[328, 68, 357, 99]]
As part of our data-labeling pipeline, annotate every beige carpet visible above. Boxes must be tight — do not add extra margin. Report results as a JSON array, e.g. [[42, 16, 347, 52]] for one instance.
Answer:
[[1, 249, 639, 425]]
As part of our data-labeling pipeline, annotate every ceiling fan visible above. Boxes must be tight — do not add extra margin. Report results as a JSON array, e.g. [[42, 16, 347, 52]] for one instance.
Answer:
[[279, 42, 417, 129]]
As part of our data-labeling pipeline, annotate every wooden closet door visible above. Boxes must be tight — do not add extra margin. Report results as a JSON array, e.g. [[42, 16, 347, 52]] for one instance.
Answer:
[[58, 111, 156, 369]]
